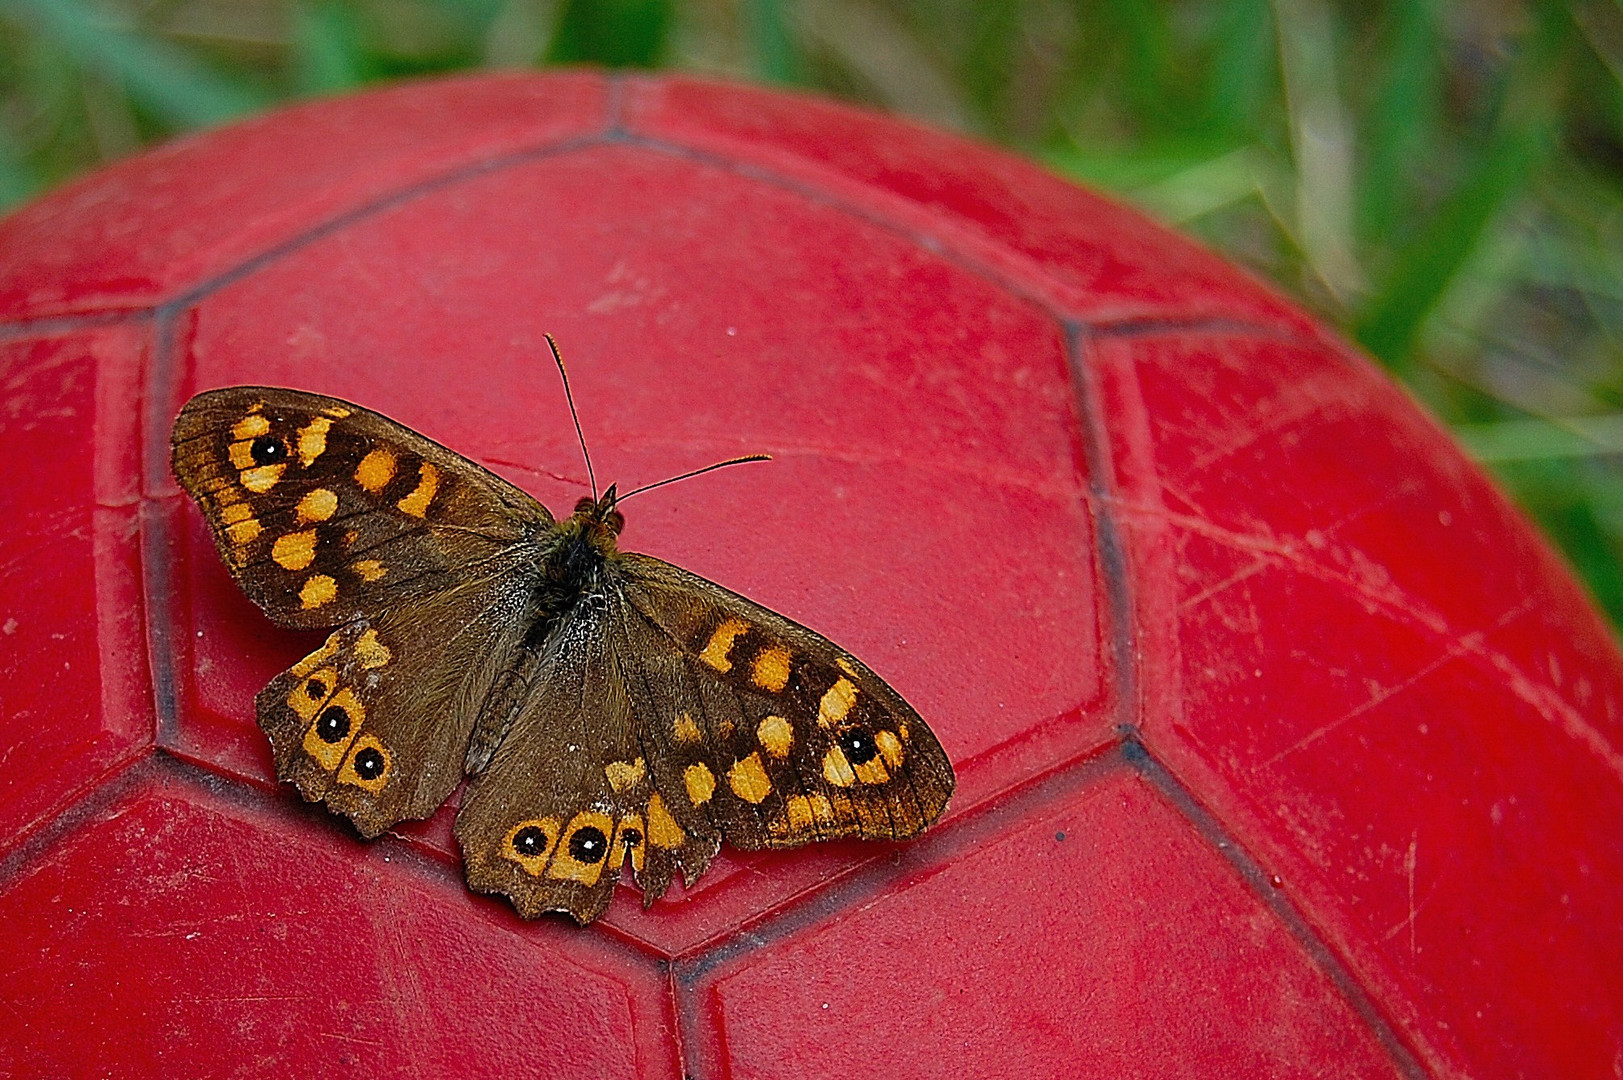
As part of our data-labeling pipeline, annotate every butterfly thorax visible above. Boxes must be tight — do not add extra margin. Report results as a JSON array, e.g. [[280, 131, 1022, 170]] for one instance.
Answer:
[[531, 491, 626, 626]]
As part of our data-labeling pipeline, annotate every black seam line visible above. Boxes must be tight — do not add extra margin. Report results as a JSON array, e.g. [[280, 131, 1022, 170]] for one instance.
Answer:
[[610, 130, 1065, 320], [604, 70, 629, 136], [1122, 736, 1432, 1080], [143, 310, 183, 751], [0, 753, 153, 892], [0, 308, 153, 340], [1065, 320, 1138, 735], [1085, 313, 1314, 343], [608, 130, 1320, 346], [148, 132, 612, 325]]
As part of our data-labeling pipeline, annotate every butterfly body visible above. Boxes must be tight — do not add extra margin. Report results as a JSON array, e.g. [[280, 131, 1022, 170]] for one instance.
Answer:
[[172, 385, 954, 924]]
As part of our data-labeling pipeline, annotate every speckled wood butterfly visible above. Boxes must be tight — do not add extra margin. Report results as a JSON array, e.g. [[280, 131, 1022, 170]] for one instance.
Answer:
[[170, 341, 954, 924]]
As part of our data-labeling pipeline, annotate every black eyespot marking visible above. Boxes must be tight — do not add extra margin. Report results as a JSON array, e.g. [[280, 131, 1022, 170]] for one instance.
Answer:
[[306, 679, 329, 702], [353, 746, 385, 781], [249, 435, 286, 466], [569, 826, 608, 864], [512, 825, 550, 858], [840, 729, 878, 765], [315, 706, 350, 744], [620, 829, 642, 848]]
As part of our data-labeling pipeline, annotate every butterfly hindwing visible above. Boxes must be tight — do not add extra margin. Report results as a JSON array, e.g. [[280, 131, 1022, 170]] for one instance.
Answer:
[[257, 562, 537, 836], [172, 386, 549, 629], [454, 604, 684, 924]]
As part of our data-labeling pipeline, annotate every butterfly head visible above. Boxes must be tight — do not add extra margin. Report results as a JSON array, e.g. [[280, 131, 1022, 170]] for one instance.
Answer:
[[569, 483, 625, 540]]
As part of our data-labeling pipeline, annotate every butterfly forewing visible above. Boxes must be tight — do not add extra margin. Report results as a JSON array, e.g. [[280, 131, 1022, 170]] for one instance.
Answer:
[[617, 553, 953, 848], [171, 386, 548, 628]]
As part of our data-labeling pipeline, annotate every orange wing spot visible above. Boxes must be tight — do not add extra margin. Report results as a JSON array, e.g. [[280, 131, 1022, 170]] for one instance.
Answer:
[[728, 752, 772, 804], [547, 811, 616, 885], [500, 817, 560, 876], [335, 734, 391, 793], [683, 762, 716, 805], [240, 463, 286, 493], [219, 499, 252, 523], [645, 794, 685, 849], [756, 714, 794, 758], [322, 405, 353, 419], [303, 688, 365, 770], [287, 667, 339, 721], [300, 574, 338, 609], [698, 618, 749, 673], [355, 448, 397, 493], [296, 417, 332, 467], [225, 516, 262, 546], [822, 746, 857, 788], [272, 529, 318, 571], [396, 462, 440, 517], [836, 657, 859, 677], [605, 757, 646, 793], [231, 413, 271, 440], [350, 559, 386, 583], [751, 646, 793, 691], [673, 711, 702, 743], [295, 487, 339, 523], [353, 628, 391, 670], [290, 633, 342, 677], [818, 678, 858, 729], [854, 755, 890, 785], [875, 730, 905, 769], [781, 793, 835, 833]]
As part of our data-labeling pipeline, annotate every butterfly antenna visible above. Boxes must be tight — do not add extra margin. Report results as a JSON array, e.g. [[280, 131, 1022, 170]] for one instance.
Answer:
[[546, 334, 597, 501], [615, 454, 772, 503]]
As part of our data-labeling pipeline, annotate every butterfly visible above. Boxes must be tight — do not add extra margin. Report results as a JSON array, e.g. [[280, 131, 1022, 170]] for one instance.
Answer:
[[169, 339, 954, 924]]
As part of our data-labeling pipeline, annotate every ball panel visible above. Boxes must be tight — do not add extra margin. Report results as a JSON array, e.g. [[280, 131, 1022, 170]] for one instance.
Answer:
[[0, 772, 661, 1078], [0, 328, 152, 857], [697, 765, 1406, 1079], [0, 73, 612, 322], [621, 75, 1314, 331], [1091, 331, 1623, 1075]]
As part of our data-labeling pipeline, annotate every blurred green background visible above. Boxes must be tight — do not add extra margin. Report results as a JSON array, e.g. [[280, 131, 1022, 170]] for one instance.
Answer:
[[2, 0, 1621, 627]]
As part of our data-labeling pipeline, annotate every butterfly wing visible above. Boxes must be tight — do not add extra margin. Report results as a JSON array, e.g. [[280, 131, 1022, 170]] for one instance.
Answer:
[[171, 386, 550, 629], [455, 599, 665, 924], [614, 552, 954, 850], [454, 551, 955, 923], [172, 386, 556, 836], [258, 562, 539, 837]]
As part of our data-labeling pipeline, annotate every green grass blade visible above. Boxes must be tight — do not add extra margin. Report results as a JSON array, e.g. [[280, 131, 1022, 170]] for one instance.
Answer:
[[546, 0, 672, 68], [292, 2, 369, 95], [4, 0, 267, 128]]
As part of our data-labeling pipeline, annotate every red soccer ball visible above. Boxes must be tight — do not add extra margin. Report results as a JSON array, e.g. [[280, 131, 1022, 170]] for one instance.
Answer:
[[1, 73, 1618, 1079]]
